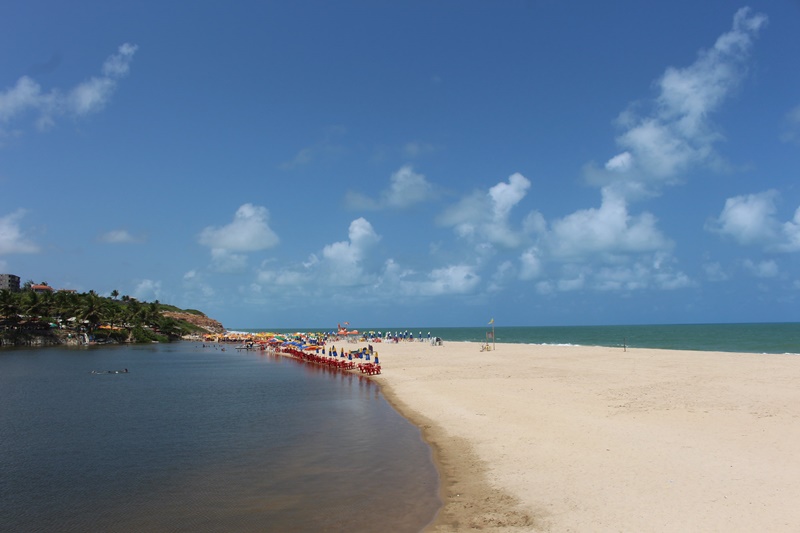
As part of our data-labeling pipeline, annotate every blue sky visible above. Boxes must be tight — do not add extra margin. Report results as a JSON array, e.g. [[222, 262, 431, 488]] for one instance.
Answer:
[[1, 1, 799, 329]]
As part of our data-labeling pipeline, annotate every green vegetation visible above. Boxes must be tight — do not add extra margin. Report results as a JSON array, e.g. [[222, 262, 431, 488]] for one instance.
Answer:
[[0, 285, 210, 345]]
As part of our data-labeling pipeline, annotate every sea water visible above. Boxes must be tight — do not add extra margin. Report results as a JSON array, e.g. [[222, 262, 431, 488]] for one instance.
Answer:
[[0, 343, 440, 532], [277, 322, 798, 354]]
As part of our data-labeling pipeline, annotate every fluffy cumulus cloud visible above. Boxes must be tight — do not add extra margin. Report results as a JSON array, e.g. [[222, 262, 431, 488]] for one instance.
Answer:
[[707, 190, 800, 252], [254, 217, 381, 293], [251, 216, 487, 303], [0, 209, 39, 254], [518, 248, 543, 281], [780, 207, 800, 252], [436, 170, 688, 294], [591, 8, 767, 196], [707, 190, 779, 245], [320, 217, 381, 286], [438, 172, 535, 248], [423, 265, 480, 295], [548, 187, 672, 260], [0, 43, 138, 133], [198, 203, 279, 252], [345, 165, 434, 210]]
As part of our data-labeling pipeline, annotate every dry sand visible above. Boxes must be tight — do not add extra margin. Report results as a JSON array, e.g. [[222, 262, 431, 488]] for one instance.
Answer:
[[361, 340, 800, 532]]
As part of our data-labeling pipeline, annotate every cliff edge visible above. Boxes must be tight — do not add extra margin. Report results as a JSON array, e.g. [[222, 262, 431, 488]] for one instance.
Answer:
[[162, 311, 225, 334]]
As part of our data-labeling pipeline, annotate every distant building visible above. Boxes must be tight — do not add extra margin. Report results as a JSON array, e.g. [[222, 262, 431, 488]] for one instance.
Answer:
[[0, 274, 21, 292], [30, 284, 54, 294]]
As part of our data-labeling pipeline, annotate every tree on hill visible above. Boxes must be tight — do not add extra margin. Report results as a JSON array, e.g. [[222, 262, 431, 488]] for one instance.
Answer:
[[0, 287, 214, 343]]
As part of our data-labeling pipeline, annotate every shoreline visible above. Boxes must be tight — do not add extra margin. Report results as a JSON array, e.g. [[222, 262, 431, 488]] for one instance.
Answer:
[[367, 340, 800, 532], [377, 372, 538, 531]]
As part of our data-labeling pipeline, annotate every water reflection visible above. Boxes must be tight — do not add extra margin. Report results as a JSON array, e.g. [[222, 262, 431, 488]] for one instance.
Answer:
[[0, 343, 439, 532]]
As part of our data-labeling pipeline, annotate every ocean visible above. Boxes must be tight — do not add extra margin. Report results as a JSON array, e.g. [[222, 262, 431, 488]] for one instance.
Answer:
[[256, 322, 799, 355], [3, 322, 798, 532]]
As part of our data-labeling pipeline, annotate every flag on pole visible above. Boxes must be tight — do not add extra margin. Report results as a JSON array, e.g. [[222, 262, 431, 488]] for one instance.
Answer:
[[488, 318, 494, 325]]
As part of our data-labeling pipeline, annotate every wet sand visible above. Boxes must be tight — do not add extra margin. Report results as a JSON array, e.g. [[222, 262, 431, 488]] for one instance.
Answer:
[[365, 340, 800, 532]]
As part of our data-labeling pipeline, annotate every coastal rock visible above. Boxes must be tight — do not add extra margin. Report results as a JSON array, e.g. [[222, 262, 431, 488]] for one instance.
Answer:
[[162, 311, 225, 334]]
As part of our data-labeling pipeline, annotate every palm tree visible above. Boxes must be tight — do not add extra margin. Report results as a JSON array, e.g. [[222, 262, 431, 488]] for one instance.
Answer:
[[0, 290, 21, 327], [123, 299, 144, 328], [111, 289, 119, 300], [79, 293, 107, 334], [21, 291, 42, 318]]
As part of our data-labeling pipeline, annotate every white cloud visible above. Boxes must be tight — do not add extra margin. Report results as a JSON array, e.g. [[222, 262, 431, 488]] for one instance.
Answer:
[[540, 253, 691, 293], [102, 43, 138, 77], [210, 249, 248, 273], [345, 165, 434, 210], [707, 190, 779, 246], [593, 7, 767, 196], [558, 274, 585, 292], [519, 247, 543, 280], [549, 187, 672, 260], [0, 77, 47, 123], [437, 173, 689, 295], [321, 217, 381, 285], [439, 172, 536, 248], [605, 151, 633, 172], [0, 43, 137, 133], [743, 259, 779, 278], [781, 104, 800, 144], [256, 268, 312, 287], [198, 203, 279, 252], [423, 265, 480, 295], [708, 190, 800, 252], [182, 269, 215, 299], [403, 141, 436, 158], [385, 165, 434, 208], [779, 207, 800, 252], [379, 260, 481, 297], [133, 279, 162, 301], [254, 217, 381, 293], [703, 261, 730, 282], [250, 217, 487, 301], [281, 147, 313, 169], [69, 77, 116, 116], [280, 126, 347, 169], [489, 261, 515, 292], [98, 229, 142, 244], [0, 209, 39, 254]]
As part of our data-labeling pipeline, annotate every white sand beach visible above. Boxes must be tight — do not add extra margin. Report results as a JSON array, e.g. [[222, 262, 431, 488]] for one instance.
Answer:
[[363, 340, 800, 532]]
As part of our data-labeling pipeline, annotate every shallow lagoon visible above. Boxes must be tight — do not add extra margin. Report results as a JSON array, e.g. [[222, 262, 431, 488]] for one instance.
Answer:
[[0, 342, 439, 532]]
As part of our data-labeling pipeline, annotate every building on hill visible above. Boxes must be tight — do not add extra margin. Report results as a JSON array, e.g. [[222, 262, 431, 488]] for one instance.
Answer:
[[31, 284, 54, 294], [0, 274, 21, 292]]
